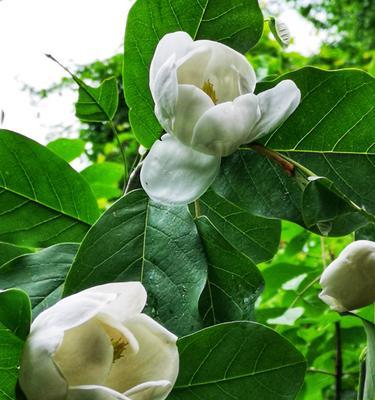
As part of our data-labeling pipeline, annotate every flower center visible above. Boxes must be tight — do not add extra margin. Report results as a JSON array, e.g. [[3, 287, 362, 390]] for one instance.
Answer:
[[202, 79, 218, 104], [111, 337, 128, 363]]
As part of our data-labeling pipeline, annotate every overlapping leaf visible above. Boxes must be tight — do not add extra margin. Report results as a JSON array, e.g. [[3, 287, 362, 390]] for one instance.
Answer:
[[197, 217, 264, 325], [64, 189, 207, 336], [0, 243, 78, 317]]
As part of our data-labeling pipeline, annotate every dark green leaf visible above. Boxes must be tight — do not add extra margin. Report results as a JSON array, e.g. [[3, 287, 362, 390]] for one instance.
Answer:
[[170, 322, 306, 400], [196, 217, 264, 325], [199, 190, 281, 264], [0, 130, 99, 248], [46, 138, 85, 162], [81, 162, 123, 200], [75, 77, 119, 122], [356, 223, 375, 241], [123, 0, 264, 147], [0, 289, 31, 341], [64, 189, 207, 336], [302, 177, 367, 235], [0, 290, 31, 400], [0, 242, 31, 267], [0, 244, 78, 318]]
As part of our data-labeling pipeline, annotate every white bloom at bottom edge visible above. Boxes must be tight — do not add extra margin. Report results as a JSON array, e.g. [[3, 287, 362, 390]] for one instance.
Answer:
[[319, 240, 375, 312], [19, 282, 179, 400]]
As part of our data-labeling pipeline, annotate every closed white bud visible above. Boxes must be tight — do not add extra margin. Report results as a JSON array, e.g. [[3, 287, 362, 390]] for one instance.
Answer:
[[319, 240, 375, 312]]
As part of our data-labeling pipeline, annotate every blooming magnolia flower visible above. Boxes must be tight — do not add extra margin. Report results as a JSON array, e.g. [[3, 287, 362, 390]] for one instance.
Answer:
[[19, 282, 179, 400], [141, 31, 301, 204], [319, 240, 375, 312]]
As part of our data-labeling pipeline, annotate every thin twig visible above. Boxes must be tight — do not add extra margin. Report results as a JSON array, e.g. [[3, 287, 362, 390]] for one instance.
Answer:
[[335, 321, 343, 400]]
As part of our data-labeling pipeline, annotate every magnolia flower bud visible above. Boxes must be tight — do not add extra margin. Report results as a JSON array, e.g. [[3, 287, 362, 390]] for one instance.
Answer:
[[269, 17, 291, 47], [19, 282, 179, 400], [141, 31, 301, 205], [319, 240, 375, 312]]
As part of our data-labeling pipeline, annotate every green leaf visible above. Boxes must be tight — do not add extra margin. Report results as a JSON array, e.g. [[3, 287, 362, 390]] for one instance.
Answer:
[[64, 189, 207, 336], [81, 162, 123, 200], [0, 242, 31, 267], [0, 289, 31, 341], [199, 190, 281, 264], [363, 321, 375, 400], [356, 223, 375, 241], [46, 138, 85, 162], [302, 177, 367, 235], [75, 77, 119, 122], [123, 0, 264, 147], [0, 290, 31, 400], [258, 68, 374, 154], [170, 322, 306, 400], [0, 244, 78, 318], [0, 130, 99, 248], [196, 217, 264, 325]]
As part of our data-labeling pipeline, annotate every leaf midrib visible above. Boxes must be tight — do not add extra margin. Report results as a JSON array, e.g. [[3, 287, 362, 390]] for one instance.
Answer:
[[0, 184, 91, 227]]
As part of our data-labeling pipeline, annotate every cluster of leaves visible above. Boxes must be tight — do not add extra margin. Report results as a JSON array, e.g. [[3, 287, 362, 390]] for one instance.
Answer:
[[1, 0, 374, 399]]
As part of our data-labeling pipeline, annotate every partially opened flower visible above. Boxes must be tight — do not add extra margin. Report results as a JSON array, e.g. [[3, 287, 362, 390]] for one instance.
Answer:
[[319, 240, 375, 312], [19, 282, 179, 400], [141, 31, 301, 204]]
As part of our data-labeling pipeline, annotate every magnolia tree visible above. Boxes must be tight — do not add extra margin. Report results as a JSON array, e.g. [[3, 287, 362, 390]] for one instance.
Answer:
[[0, 1, 374, 399]]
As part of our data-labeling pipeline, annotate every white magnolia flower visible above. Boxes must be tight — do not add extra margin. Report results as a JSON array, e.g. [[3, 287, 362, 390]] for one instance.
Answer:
[[19, 282, 179, 400], [319, 240, 375, 312], [141, 31, 301, 204]]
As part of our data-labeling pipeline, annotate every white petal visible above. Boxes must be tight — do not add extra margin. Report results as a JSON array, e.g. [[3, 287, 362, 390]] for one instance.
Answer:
[[140, 134, 221, 204], [251, 80, 301, 141], [81, 282, 147, 322], [53, 319, 113, 386], [19, 329, 68, 400], [105, 314, 178, 400], [192, 93, 260, 156], [172, 84, 214, 146], [193, 39, 256, 102], [31, 291, 117, 333], [149, 31, 194, 88], [151, 54, 178, 133], [124, 380, 172, 400], [68, 385, 131, 400], [176, 45, 213, 89]]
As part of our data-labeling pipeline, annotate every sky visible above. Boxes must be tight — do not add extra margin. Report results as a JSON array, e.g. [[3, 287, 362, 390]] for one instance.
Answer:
[[0, 0, 324, 145]]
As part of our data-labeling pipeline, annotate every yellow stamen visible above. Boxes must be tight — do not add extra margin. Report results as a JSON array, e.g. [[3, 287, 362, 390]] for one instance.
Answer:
[[202, 80, 218, 104], [111, 337, 128, 363]]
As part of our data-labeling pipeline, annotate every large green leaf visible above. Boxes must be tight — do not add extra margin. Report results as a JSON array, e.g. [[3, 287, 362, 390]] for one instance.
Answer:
[[258, 68, 374, 154], [169, 322, 306, 400], [0, 289, 31, 400], [200, 190, 281, 264], [0, 130, 99, 248], [0, 242, 31, 267], [196, 217, 264, 325], [64, 189, 207, 336], [0, 244, 78, 318], [363, 321, 375, 400], [123, 0, 264, 147]]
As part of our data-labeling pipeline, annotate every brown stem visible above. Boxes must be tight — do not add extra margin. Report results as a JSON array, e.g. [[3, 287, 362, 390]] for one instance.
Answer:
[[335, 321, 343, 400], [248, 143, 295, 176]]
